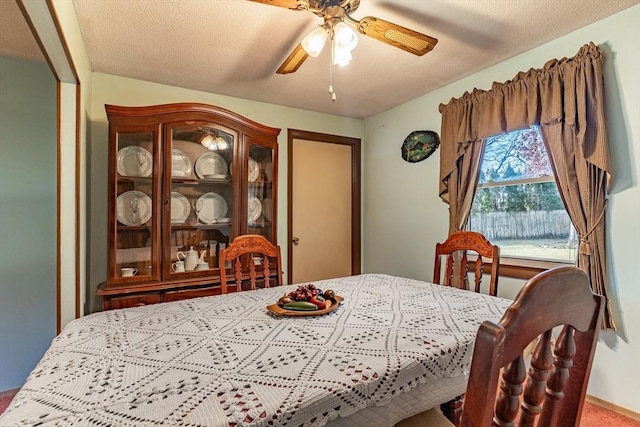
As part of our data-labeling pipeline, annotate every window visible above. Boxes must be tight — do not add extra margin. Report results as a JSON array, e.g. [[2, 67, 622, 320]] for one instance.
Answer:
[[468, 127, 577, 263]]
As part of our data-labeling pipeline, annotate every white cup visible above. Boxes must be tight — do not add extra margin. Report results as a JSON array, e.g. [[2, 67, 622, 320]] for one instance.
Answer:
[[172, 261, 185, 272], [121, 267, 138, 277], [252, 256, 262, 265], [195, 262, 209, 271]]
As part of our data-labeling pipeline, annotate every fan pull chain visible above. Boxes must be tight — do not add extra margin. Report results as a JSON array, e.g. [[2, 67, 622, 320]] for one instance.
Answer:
[[329, 41, 336, 102]]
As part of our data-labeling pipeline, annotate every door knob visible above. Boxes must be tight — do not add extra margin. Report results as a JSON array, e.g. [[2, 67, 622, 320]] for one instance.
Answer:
[[292, 237, 300, 246]]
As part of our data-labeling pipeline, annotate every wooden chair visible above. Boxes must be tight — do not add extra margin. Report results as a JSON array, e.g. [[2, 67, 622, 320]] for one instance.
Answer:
[[218, 234, 283, 293], [433, 231, 500, 296], [396, 266, 605, 427]]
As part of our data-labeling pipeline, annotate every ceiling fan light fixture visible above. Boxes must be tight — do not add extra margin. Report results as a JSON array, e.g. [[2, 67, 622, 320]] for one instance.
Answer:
[[261, 0, 438, 76], [333, 21, 358, 51], [301, 26, 328, 57]]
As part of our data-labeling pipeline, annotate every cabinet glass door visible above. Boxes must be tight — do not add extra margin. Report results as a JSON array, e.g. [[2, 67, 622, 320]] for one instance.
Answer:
[[113, 131, 155, 281], [247, 140, 275, 242], [167, 124, 236, 276]]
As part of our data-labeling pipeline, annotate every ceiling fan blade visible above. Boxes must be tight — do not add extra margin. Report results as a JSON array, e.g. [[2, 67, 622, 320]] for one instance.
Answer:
[[276, 43, 310, 74], [247, 0, 304, 10], [356, 16, 438, 56]]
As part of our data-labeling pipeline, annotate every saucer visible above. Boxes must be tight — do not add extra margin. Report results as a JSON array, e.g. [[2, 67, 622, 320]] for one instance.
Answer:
[[203, 174, 228, 180]]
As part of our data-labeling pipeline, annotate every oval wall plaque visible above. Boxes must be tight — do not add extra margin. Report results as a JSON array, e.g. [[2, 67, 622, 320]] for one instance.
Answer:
[[401, 130, 440, 163]]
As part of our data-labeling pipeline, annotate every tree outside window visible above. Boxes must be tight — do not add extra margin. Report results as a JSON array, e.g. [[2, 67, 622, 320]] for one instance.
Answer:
[[468, 126, 577, 263]]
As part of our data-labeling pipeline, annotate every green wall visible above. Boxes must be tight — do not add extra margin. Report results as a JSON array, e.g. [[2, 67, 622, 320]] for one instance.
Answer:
[[363, 5, 640, 412], [0, 56, 57, 391]]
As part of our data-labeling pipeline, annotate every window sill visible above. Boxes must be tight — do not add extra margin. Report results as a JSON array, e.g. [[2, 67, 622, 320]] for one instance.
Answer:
[[470, 257, 573, 280]]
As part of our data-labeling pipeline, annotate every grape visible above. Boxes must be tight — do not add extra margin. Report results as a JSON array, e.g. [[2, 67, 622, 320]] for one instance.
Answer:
[[287, 284, 321, 301]]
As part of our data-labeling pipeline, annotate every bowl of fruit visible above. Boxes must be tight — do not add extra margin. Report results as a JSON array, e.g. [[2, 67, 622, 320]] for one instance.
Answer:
[[266, 284, 343, 316]]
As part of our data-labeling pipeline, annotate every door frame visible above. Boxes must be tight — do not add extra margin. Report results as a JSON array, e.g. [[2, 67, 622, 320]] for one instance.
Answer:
[[17, 0, 81, 331], [287, 129, 361, 283]]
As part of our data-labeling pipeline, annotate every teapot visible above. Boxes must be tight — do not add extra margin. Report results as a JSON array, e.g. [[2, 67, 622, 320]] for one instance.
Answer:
[[177, 246, 199, 271]]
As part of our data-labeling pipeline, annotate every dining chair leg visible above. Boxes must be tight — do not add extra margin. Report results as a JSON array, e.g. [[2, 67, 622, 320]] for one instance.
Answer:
[[441, 395, 463, 426]]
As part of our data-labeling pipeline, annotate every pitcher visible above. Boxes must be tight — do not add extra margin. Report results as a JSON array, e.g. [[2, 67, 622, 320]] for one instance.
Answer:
[[198, 249, 207, 264]]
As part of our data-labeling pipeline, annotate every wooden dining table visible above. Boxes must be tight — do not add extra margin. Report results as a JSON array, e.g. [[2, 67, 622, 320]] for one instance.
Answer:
[[0, 274, 512, 427]]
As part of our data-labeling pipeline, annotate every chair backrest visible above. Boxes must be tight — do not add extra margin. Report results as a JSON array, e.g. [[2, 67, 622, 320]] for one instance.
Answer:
[[218, 234, 283, 293], [460, 266, 604, 427], [433, 231, 500, 296]]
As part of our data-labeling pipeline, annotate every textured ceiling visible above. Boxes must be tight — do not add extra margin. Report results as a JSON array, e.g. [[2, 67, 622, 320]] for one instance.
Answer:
[[3, 0, 638, 119], [0, 0, 45, 63]]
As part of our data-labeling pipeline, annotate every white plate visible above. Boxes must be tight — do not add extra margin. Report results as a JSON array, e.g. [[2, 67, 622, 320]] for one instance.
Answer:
[[248, 157, 259, 182], [171, 192, 190, 224], [248, 196, 262, 223], [229, 157, 259, 182], [195, 152, 228, 179], [117, 190, 152, 226], [262, 198, 272, 222], [262, 160, 273, 182], [117, 146, 152, 177], [195, 192, 228, 224], [171, 149, 192, 178]]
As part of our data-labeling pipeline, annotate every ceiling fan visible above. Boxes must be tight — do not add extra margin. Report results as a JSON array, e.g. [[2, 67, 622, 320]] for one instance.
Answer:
[[249, 0, 438, 74]]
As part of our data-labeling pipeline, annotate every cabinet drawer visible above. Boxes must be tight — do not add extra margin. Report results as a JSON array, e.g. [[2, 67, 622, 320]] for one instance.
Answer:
[[164, 287, 221, 302], [107, 293, 162, 309]]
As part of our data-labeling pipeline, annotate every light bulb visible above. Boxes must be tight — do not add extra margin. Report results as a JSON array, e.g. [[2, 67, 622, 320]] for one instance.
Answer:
[[301, 26, 328, 57], [200, 134, 215, 149], [332, 42, 352, 66], [215, 137, 228, 150], [333, 21, 358, 51]]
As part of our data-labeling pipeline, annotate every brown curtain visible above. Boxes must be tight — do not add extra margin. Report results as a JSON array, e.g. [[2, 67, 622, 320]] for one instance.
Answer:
[[438, 42, 614, 329]]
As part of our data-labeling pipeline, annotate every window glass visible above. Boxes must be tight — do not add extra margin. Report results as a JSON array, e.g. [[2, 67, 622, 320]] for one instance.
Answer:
[[468, 127, 577, 263]]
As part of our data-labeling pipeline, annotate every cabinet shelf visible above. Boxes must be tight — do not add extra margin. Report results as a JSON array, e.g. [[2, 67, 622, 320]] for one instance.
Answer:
[[171, 223, 232, 230], [116, 225, 151, 231], [171, 178, 231, 185], [248, 221, 272, 228], [99, 102, 280, 310]]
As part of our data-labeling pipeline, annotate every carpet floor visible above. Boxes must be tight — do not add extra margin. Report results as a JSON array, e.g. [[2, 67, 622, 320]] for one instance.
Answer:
[[580, 401, 640, 427], [0, 389, 638, 425]]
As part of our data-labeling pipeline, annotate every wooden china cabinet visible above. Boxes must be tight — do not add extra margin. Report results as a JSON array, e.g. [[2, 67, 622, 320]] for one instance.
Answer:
[[97, 103, 279, 310]]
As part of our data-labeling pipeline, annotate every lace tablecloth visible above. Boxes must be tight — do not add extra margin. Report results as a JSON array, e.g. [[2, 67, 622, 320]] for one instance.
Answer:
[[0, 274, 512, 426]]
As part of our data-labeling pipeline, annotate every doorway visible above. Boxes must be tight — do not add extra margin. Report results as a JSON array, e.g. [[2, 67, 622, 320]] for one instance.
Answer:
[[287, 129, 361, 284], [0, 1, 60, 391]]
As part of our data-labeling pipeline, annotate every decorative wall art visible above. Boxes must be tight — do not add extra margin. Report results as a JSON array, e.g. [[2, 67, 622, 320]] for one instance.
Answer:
[[401, 130, 440, 163]]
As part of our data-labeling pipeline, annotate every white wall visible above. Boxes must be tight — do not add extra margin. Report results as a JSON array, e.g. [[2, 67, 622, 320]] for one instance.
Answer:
[[363, 5, 640, 413], [87, 74, 363, 310]]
